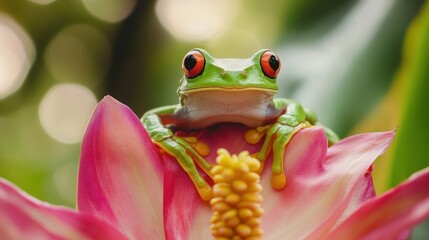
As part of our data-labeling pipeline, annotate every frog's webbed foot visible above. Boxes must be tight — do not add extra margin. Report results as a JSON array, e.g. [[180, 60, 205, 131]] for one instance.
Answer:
[[155, 135, 214, 201], [245, 115, 309, 190]]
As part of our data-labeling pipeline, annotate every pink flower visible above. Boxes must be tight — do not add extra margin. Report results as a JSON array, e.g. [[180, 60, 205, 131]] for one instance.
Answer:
[[1, 96, 429, 239]]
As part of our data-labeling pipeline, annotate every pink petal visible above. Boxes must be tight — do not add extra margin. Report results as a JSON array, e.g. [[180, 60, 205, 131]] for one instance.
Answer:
[[163, 124, 259, 239], [0, 179, 127, 240], [160, 123, 393, 239], [161, 125, 321, 238], [163, 154, 212, 240], [261, 129, 394, 239], [327, 167, 429, 240], [77, 96, 165, 239]]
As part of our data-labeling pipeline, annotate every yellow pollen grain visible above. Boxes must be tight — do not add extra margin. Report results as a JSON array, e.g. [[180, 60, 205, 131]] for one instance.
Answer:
[[232, 180, 248, 192], [222, 168, 236, 181], [236, 224, 252, 237], [213, 184, 232, 197], [225, 193, 241, 205], [238, 208, 253, 219], [210, 149, 263, 240]]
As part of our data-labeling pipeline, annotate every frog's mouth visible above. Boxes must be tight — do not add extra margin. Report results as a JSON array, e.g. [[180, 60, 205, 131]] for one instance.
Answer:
[[179, 87, 278, 95]]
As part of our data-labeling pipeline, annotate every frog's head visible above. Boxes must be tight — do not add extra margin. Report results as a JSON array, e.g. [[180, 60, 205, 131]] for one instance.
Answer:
[[178, 48, 281, 103]]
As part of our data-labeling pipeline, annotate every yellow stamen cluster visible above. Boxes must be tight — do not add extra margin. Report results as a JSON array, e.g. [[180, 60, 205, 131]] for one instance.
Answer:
[[210, 149, 263, 240]]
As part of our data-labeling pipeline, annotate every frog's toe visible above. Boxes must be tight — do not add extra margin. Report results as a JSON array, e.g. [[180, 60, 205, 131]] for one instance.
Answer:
[[247, 123, 281, 165], [244, 125, 272, 145], [270, 123, 306, 190], [157, 137, 213, 200], [271, 173, 287, 190], [196, 183, 213, 201], [173, 135, 213, 174]]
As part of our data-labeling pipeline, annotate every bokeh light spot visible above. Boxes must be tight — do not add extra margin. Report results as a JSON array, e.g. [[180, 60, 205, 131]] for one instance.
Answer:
[[39, 84, 97, 144], [44, 24, 111, 86], [155, 0, 240, 42], [207, 29, 263, 56], [81, 0, 136, 23], [0, 14, 35, 100]]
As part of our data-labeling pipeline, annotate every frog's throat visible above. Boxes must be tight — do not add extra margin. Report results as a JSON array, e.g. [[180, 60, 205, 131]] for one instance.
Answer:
[[179, 87, 278, 95]]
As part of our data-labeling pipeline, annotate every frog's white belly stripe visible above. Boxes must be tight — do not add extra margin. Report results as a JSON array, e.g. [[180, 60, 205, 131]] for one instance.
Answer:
[[176, 90, 278, 129]]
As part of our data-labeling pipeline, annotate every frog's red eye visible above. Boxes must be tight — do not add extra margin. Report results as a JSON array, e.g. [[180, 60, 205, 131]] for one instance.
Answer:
[[260, 50, 281, 79], [182, 50, 205, 79]]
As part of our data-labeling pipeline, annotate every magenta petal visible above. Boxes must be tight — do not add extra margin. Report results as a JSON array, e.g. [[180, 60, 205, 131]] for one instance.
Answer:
[[162, 125, 393, 239], [0, 179, 127, 239], [163, 155, 212, 240], [327, 167, 429, 240], [261, 129, 394, 239], [162, 124, 259, 239], [77, 96, 165, 239]]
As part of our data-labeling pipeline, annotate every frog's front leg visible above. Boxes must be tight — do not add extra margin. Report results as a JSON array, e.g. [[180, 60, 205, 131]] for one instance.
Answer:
[[246, 99, 310, 190], [142, 106, 213, 200]]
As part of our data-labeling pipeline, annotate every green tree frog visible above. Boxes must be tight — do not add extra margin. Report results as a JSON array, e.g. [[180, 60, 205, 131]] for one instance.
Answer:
[[142, 49, 338, 200]]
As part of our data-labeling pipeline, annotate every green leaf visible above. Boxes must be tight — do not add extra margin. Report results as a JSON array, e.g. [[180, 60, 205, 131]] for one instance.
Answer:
[[389, 2, 429, 187]]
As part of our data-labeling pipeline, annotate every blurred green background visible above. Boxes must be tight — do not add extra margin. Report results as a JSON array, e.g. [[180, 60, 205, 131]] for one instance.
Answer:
[[0, 0, 428, 235]]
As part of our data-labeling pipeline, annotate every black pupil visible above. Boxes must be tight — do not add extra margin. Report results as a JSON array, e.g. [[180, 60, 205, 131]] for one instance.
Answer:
[[269, 55, 279, 71], [184, 54, 197, 71]]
